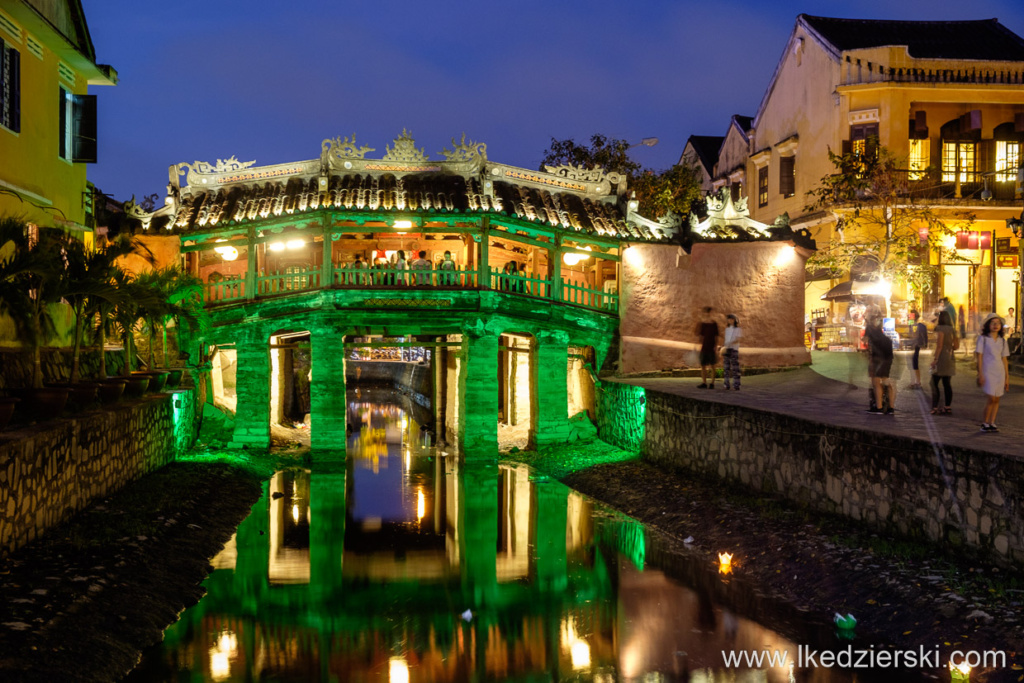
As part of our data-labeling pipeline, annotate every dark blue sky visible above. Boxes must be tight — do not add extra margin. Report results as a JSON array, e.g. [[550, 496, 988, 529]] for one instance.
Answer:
[[83, 0, 1024, 202]]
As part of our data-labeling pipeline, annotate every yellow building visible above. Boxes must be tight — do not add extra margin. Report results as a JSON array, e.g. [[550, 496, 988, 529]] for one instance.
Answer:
[[0, 0, 116, 242], [708, 15, 1024, 340]]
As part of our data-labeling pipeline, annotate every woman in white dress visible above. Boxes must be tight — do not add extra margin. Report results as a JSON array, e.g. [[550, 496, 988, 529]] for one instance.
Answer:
[[976, 312, 1010, 432]]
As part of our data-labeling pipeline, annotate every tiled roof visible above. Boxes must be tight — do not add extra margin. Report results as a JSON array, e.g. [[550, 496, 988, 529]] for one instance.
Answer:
[[686, 136, 724, 174], [157, 171, 669, 242], [801, 15, 1024, 61], [732, 115, 753, 133]]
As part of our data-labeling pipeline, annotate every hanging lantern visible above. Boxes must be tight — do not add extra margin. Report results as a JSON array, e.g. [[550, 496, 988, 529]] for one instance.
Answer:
[[718, 552, 734, 575], [956, 231, 969, 249], [968, 231, 979, 250], [918, 225, 929, 244], [979, 231, 991, 250]]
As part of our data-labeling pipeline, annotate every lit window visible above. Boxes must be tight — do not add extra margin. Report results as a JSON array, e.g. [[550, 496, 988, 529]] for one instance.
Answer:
[[996, 140, 1020, 182], [850, 123, 879, 158], [0, 38, 19, 133], [908, 139, 929, 180], [758, 166, 769, 207], [941, 142, 976, 183]]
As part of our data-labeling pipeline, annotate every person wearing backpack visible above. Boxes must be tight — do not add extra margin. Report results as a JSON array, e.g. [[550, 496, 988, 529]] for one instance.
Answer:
[[929, 310, 957, 415], [976, 313, 1010, 432]]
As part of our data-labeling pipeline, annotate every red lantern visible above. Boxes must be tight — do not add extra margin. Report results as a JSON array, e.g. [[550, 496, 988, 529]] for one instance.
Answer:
[[967, 231, 979, 250], [918, 226, 929, 244], [956, 231, 969, 249], [979, 231, 991, 250]]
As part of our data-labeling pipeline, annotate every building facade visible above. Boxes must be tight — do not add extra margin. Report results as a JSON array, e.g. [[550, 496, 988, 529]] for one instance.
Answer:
[[0, 0, 116, 239], [695, 15, 1024, 344]]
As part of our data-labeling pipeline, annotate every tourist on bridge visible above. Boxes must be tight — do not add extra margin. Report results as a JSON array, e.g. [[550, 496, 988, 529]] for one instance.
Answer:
[[410, 250, 431, 285], [351, 255, 368, 285], [864, 310, 895, 415], [440, 250, 457, 285], [929, 310, 957, 415], [976, 313, 1010, 433], [695, 307, 720, 389], [721, 314, 742, 390]]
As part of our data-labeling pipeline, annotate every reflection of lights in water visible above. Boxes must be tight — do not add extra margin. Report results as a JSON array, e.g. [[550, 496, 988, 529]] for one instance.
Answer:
[[389, 656, 410, 683], [561, 617, 591, 670], [209, 630, 237, 680], [949, 660, 972, 682], [417, 489, 425, 520], [292, 504, 300, 524], [718, 552, 733, 575]]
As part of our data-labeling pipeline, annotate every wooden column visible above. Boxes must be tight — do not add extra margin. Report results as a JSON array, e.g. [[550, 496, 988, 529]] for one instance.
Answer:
[[321, 224, 334, 287], [479, 218, 490, 289], [549, 235, 563, 302], [245, 227, 257, 300]]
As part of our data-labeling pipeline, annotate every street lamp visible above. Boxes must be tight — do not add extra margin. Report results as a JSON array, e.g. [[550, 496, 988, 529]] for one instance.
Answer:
[[628, 137, 659, 149]]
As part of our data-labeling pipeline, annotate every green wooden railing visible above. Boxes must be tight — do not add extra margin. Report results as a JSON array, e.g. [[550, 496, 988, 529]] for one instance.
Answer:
[[202, 264, 617, 313], [203, 278, 246, 303]]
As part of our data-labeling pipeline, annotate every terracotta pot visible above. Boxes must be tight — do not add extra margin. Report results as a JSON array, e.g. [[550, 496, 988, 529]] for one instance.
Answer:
[[123, 376, 150, 398], [9, 387, 70, 416], [165, 369, 184, 389], [96, 379, 127, 404], [46, 382, 100, 410], [132, 371, 170, 393], [0, 397, 19, 432]]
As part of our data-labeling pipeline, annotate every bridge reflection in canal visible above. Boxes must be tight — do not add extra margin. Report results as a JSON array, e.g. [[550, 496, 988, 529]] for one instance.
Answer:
[[131, 398, 856, 682]]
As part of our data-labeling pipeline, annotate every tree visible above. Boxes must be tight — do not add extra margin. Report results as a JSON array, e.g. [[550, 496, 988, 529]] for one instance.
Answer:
[[805, 145, 973, 310], [539, 134, 703, 222]]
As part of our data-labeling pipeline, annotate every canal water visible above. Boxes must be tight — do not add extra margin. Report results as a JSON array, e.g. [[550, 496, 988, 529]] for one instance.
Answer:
[[127, 394, 905, 682]]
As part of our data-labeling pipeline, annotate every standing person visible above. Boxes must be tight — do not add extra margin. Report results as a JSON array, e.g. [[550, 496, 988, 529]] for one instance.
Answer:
[[410, 250, 431, 285], [1006, 307, 1016, 335], [439, 250, 457, 285], [721, 314, 742, 390], [958, 304, 967, 340], [940, 296, 957, 328], [864, 312, 896, 414], [976, 313, 1010, 432], [929, 310, 957, 414], [394, 250, 408, 285], [909, 318, 928, 389], [695, 307, 720, 389]]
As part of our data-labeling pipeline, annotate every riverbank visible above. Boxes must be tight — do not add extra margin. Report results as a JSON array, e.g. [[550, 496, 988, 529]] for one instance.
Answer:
[[506, 440, 1024, 678], [0, 452, 275, 682]]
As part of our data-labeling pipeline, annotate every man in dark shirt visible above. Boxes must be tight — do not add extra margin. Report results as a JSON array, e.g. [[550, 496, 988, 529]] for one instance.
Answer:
[[695, 306, 720, 388], [865, 314, 895, 414]]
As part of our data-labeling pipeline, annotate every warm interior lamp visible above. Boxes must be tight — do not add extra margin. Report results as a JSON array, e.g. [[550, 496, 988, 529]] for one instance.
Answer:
[[214, 245, 239, 261], [563, 246, 592, 266], [718, 552, 734, 574], [417, 489, 425, 521], [394, 220, 413, 231], [268, 241, 286, 252], [286, 239, 305, 250]]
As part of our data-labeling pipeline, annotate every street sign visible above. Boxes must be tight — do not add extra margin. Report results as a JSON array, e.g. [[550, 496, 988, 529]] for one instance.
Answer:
[[996, 254, 1019, 268]]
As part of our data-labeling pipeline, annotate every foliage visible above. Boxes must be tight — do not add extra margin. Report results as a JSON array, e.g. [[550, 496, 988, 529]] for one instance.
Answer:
[[805, 145, 973, 298], [539, 134, 703, 221]]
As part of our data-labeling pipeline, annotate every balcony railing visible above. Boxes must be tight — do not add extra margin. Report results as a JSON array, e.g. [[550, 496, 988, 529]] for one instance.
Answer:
[[202, 264, 619, 313], [843, 65, 1024, 87]]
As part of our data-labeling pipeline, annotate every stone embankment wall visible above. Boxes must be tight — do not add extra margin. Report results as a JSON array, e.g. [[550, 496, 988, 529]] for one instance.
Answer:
[[0, 390, 197, 557], [598, 386, 1023, 566]]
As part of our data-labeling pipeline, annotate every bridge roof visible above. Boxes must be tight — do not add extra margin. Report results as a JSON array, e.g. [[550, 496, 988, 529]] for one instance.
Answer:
[[140, 132, 675, 244]]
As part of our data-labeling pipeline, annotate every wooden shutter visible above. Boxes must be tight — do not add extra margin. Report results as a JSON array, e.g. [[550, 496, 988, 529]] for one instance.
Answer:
[[779, 156, 795, 197], [72, 94, 97, 163], [59, 87, 67, 158], [0, 41, 19, 133]]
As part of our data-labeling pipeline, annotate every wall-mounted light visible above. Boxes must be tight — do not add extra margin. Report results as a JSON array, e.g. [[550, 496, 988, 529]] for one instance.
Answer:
[[563, 246, 592, 266], [268, 242, 286, 252], [214, 245, 239, 261], [286, 239, 305, 250], [393, 220, 413, 232]]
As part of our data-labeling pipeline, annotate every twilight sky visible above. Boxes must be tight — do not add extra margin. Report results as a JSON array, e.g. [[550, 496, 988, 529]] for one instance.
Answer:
[[83, 0, 1024, 202]]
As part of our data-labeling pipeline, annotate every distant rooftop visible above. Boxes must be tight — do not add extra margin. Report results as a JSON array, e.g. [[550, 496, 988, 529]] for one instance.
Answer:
[[800, 15, 1024, 61], [685, 135, 724, 173]]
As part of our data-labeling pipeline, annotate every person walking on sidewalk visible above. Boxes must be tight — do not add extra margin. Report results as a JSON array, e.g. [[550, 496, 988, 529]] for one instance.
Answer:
[[696, 307, 720, 389], [910, 320, 928, 389], [721, 314, 742, 390], [929, 311, 957, 414], [864, 312, 895, 414], [976, 312, 1010, 432]]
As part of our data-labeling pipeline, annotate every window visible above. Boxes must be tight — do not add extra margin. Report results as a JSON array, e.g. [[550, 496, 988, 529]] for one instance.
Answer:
[[908, 139, 929, 180], [941, 142, 976, 183], [58, 86, 98, 163], [758, 166, 769, 207], [850, 123, 878, 157], [779, 156, 795, 197], [730, 182, 741, 204], [0, 38, 19, 133], [993, 122, 1024, 183]]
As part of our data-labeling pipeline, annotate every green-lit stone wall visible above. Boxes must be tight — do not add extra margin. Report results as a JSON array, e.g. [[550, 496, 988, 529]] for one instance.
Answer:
[[596, 381, 646, 453]]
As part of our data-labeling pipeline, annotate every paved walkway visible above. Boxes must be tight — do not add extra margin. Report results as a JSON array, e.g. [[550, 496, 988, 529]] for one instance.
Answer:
[[620, 350, 1022, 460]]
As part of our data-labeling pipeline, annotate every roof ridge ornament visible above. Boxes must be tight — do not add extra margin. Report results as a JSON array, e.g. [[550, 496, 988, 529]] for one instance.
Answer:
[[383, 129, 429, 163], [543, 163, 623, 187], [440, 133, 487, 166], [323, 134, 375, 161], [177, 156, 257, 186]]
